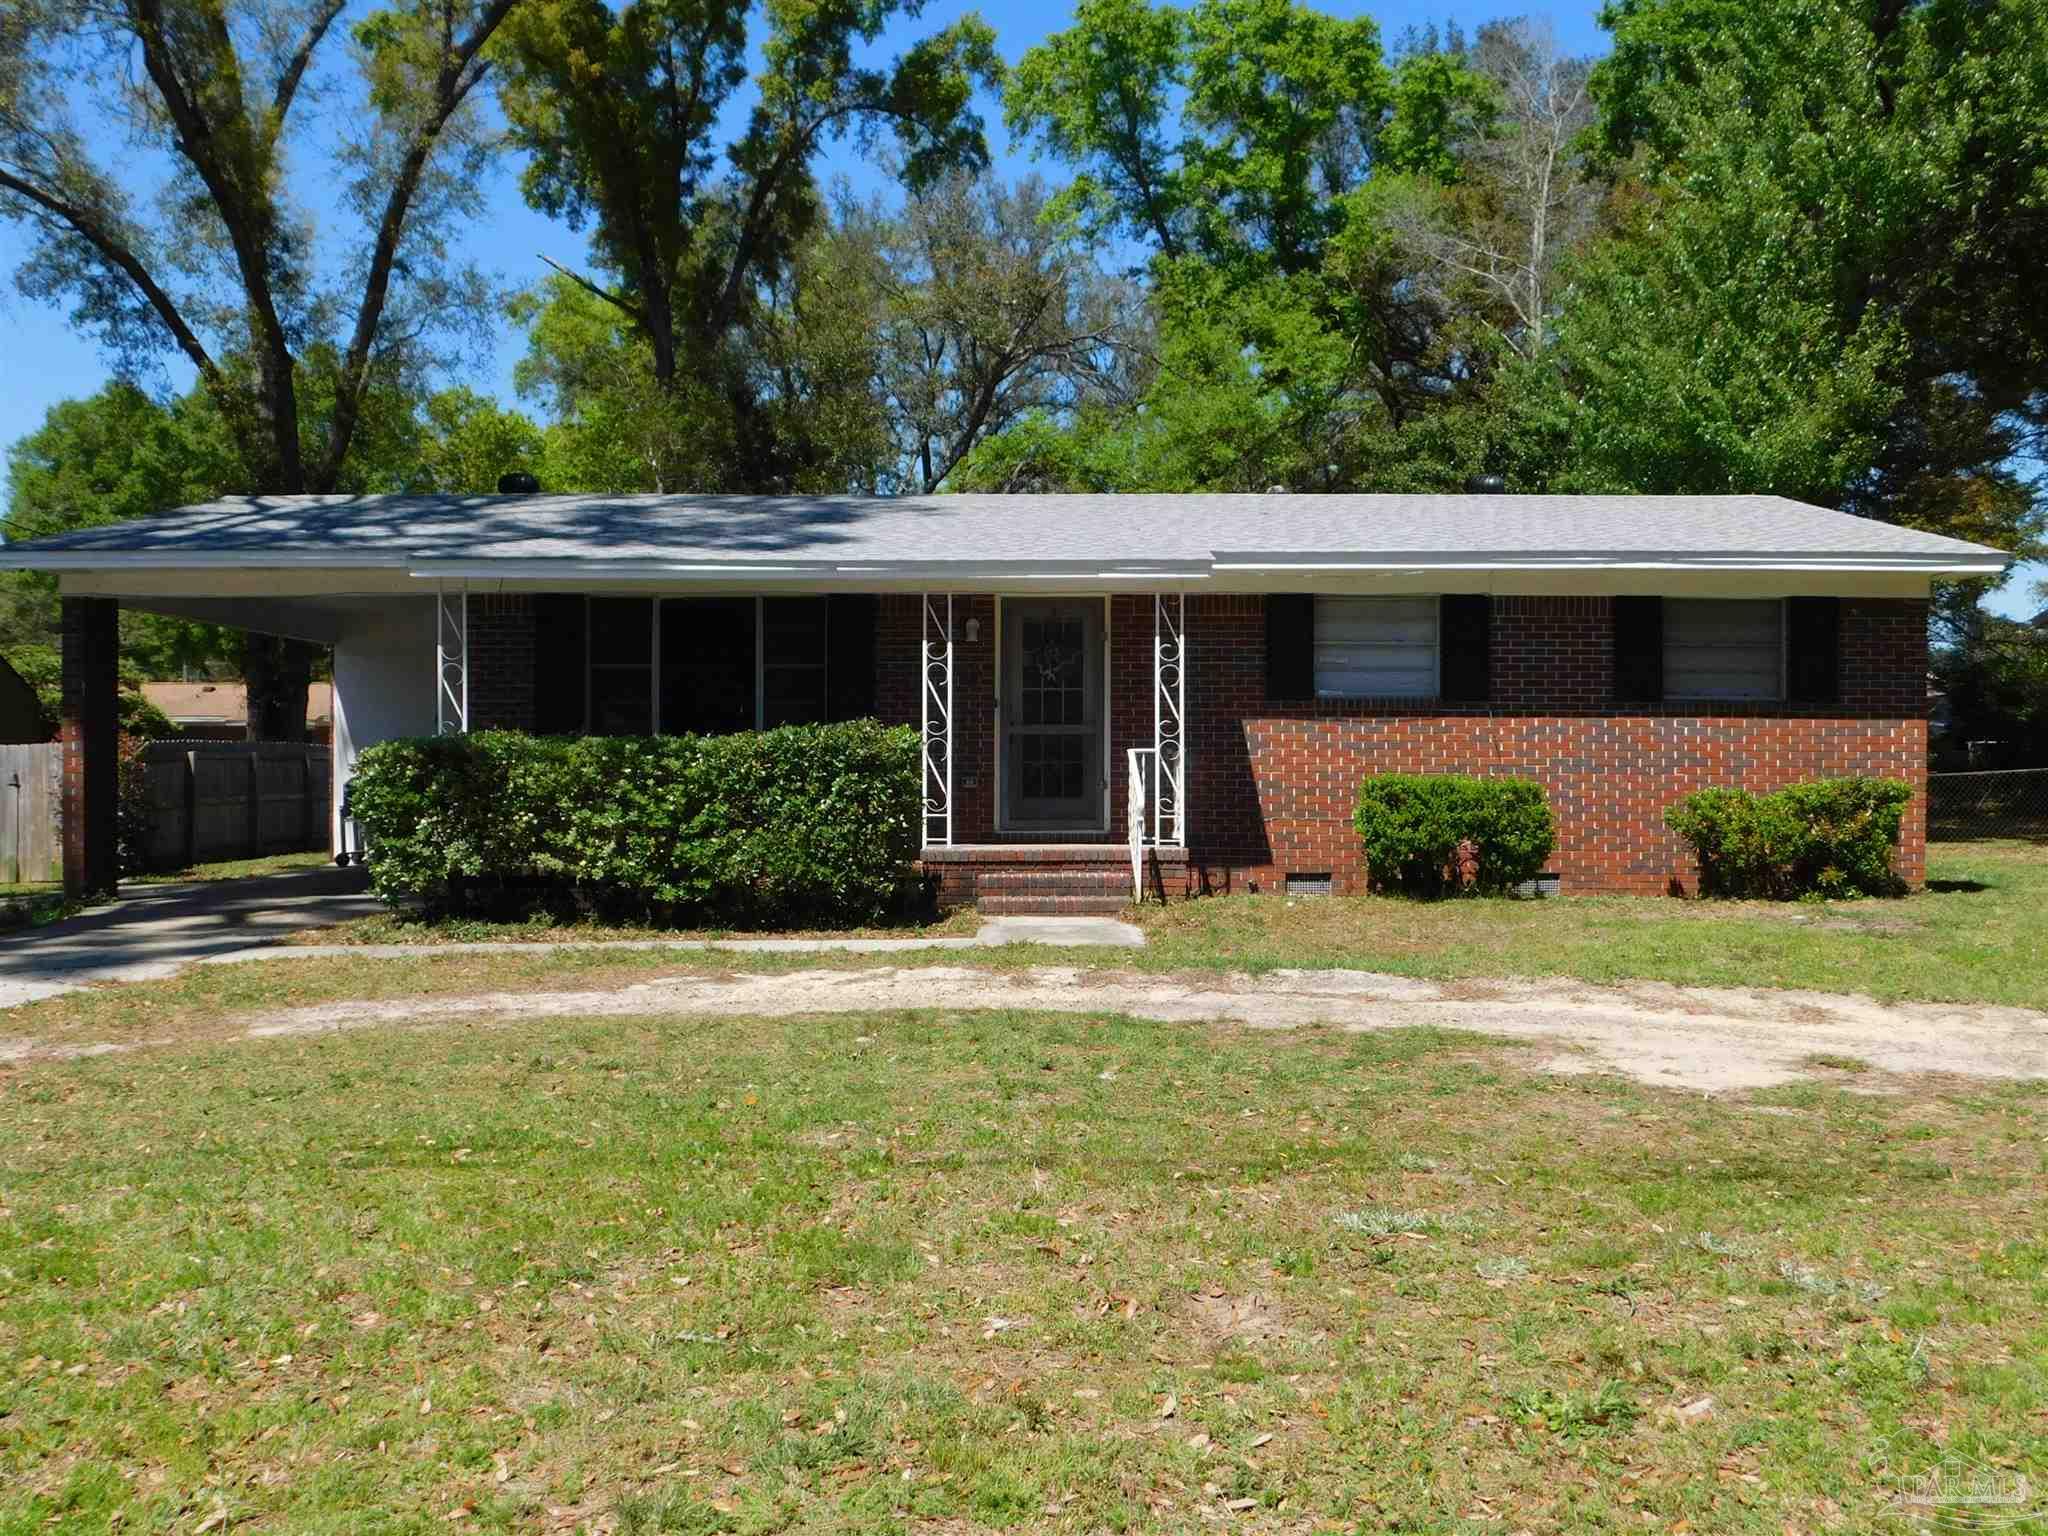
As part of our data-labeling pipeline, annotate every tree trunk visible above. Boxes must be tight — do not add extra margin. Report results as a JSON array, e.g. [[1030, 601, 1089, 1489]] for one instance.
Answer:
[[240, 633, 318, 742]]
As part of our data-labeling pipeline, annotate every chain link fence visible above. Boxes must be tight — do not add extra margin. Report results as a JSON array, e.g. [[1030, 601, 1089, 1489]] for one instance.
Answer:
[[1927, 768, 2048, 842]]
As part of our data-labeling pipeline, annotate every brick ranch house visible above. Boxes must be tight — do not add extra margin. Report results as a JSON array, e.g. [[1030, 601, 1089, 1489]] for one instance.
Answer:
[[8, 491, 2006, 906]]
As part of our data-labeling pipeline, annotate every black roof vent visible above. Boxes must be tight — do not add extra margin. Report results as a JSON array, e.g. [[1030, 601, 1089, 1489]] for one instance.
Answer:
[[1465, 473, 1507, 494], [498, 471, 540, 494]]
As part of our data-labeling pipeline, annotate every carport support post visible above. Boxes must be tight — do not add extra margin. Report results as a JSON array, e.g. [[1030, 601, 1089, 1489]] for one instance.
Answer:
[[60, 596, 120, 901]]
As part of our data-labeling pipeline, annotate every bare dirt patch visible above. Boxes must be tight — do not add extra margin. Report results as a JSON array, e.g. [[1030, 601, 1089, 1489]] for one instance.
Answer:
[[7, 964, 2047, 1094]]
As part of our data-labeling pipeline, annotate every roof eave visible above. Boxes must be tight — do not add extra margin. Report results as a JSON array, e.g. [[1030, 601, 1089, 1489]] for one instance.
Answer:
[[6, 549, 2011, 578]]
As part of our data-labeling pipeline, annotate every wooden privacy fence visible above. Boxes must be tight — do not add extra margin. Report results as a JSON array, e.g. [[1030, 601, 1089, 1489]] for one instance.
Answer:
[[0, 743, 61, 885], [141, 742, 331, 873]]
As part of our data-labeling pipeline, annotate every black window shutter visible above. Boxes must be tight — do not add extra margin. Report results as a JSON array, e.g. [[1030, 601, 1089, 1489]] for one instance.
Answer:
[[1612, 596, 1664, 702], [1439, 594, 1491, 703], [533, 594, 589, 734], [1786, 597, 1840, 704], [826, 594, 878, 721], [1265, 594, 1315, 701]]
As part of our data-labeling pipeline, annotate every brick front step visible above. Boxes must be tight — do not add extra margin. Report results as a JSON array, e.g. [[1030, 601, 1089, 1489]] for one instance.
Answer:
[[976, 893, 1131, 916], [919, 842, 1188, 911], [975, 868, 1132, 894]]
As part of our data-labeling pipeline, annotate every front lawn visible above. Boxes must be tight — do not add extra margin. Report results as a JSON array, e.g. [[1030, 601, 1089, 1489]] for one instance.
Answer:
[[126, 851, 340, 884], [1126, 839, 2048, 1005], [2, 1009, 2042, 1532], [288, 841, 2048, 1011]]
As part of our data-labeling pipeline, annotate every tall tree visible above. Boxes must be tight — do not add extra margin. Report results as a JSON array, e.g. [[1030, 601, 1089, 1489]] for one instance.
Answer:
[[979, 0, 1499, 492], [494, 0, 1001, 492], [0, 0, 522, 735], [849, 174, 1140, 492], [1588, 0, 2048, 596], [1388, 19, 1601, 360]]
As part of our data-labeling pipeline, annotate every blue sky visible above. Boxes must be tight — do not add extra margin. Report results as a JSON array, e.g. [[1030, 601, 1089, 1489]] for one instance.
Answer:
[[0, 0, 2035, 613]]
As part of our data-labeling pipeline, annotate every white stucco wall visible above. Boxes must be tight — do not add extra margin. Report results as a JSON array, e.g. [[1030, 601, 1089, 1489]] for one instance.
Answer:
[[331, 598, 436, 854]]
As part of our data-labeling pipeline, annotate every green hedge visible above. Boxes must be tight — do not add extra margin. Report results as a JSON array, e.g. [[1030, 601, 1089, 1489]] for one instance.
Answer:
[[1663, 777, 1913, 899], [1352, 773, 1557, 897], [347, 723, 923, 924]]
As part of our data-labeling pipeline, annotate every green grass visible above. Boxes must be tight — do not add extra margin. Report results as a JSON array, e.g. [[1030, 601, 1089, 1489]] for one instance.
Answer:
[[126, 850, 337, 884], [310, 902, 984, 946], [1124, 841, 2048, 1006], [274, 842, 2048, 1011], [1, 1009, 2042, 1532]]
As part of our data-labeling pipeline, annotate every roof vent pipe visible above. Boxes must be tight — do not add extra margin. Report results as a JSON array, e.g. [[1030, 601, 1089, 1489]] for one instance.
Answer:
[[498, 471, 540, 494], [1465, 473, 1507, 494]]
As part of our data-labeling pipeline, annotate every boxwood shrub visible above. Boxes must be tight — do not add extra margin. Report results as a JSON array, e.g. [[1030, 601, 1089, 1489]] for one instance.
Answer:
[[347, 722, 922, 925], [1351, 773, 1556, 898], [1664, 777, 1913, 899]]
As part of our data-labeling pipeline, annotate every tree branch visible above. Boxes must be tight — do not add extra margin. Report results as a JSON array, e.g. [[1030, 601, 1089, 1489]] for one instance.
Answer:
[[538, 253, 648, 326], [317, 0, 522, 489], [0, 167, 220, 386], [274, 0, 350, 121]]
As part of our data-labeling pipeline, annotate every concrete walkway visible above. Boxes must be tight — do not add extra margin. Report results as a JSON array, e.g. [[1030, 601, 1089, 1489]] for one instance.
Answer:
[[0, 867, 386, 1007], [0, 873, 1143, 1008]]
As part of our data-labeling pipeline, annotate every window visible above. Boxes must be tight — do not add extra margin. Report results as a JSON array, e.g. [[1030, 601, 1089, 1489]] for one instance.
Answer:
[[577, 596, 835, 734], [1663, 598, 1784, 701], [1313, 596, 1439, 698], [587, 597, 654, 735], [760, 597, 829, 726], [660, 597, 756, 735]]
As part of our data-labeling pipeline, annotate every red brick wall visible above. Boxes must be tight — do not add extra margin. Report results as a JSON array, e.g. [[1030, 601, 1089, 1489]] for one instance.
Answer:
[[1191, 594, 1928, 896], [467, 594, 537, 732], [474, 590, 1930, 896]]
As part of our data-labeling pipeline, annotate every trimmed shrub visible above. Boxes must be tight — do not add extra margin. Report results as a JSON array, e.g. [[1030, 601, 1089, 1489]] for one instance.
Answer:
[[1664, 777, 1913, 898], [1352, 773, 1556, 897], [347, 722, 922, 925]]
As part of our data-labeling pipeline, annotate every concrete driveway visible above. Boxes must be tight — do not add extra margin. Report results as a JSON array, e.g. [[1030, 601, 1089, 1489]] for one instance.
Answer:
[[0, 867, 381, 1007]]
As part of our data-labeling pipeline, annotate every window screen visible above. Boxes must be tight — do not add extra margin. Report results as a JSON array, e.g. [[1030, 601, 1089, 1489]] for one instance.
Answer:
[[660, 597, 756, 735], [761, 597, 829, 726], [587, 597, 653, 735], [1664, 598, 1783, 701], [1313, 596, 1439, 698]]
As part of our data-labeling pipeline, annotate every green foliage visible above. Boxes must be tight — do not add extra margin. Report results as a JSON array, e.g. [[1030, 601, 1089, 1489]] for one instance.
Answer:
[[0, 383, 239, 672], [492, 0, 1000, 492], [0, 0, 514, 493], [1664, 779, 1914, 899], [348, 723, 923, 925], [5, 645, 176, 741], [1585, 0, 2048, 556], [1929, 617, 2048, 768], [1351, 773, 1556, 898], [990, 0, 1514, 495], [115, 735, 153, 877], [401, 389, 546, 495]]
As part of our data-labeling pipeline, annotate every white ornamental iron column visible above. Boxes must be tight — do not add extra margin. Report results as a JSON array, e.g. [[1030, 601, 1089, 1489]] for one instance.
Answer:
[[1154, 592, 1186, 846], [435, 579, 469, 735], [921, 593, 954, 846]]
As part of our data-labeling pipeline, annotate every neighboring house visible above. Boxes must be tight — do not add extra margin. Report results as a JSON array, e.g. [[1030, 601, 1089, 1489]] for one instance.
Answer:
[[8, 492, 2008, 902], [0, 654, 50, 743], [141, 681, 334, 743]]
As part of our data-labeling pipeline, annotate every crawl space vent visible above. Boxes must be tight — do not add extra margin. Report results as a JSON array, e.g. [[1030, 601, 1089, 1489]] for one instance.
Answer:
[[1285, 872, 1334, 897], [1514, 872, 1563, 898]]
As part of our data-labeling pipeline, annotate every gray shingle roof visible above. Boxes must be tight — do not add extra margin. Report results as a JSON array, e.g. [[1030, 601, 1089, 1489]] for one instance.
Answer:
[[2, 491, 2009, 569]]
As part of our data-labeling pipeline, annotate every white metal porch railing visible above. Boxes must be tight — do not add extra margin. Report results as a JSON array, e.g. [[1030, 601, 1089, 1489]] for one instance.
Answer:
[[1127, 745, 1185, 901]]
